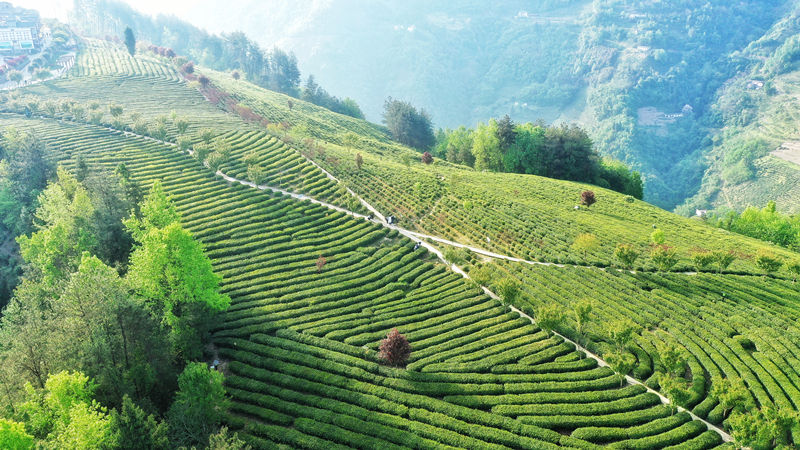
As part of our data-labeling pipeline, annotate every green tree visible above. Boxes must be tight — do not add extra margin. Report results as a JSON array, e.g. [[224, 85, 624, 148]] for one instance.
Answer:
[[502, 123, 544, 174], [606, 351, 635, 387], [614, 243, 639, 270], [655, 341, 687, 377], [471, 121, 502, 171], [650, 228, 665, 245], [709, 375, 752, 418], [535, 303, 565, 333], [382, 97, 435, 150], [126, 183, 230, 359], [607, 320, 637, 352], [17, 371, 116, 448], [711, 250, 736, 273], [571, 233, 599, 260], [246, 165, 267, 185], [175, 118, 189, 135], [690, 249, 715, 272], [573, 299, 593, 337], [124, 27, 136, 56], [111, 395, 169, 450], [208, 427, 252, 450], [495, 278, 520, 305], [754, 248, 782, 276], [200, 128, 215, 144], [0, 418, 33, 450], [658, 373, 691, 414], [650, 244, 679, 272], [7, 70, 22, 88], [167, 363, 228, 448], [108, 104, 124, 119], [729, 406, 798, 449], [17, 168, 97, 284]]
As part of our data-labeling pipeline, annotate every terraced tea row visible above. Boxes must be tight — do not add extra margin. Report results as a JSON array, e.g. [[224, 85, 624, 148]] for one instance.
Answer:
[[71, 39, 182, 81], [0, 115, 726, 448], [492, 261, 800, 439], [199, 67, 798, 276]]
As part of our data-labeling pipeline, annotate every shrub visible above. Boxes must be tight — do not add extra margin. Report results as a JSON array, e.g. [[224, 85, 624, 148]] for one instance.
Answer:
[[650, 244, 679, 272], [495, 278, 520, 305], [182, 62, 195, 74], [421, 151, 433, 164], [788, 260, 800, 283], [535, 303, 564, 332], [754, 248, 782, 276], [355, 153, 363, 171], [690, 249, 714, 272], [614, 244, 639, 269], [711, 249, 736, 273], [379, 328, 411, 367], [571, 233, 599, 260]]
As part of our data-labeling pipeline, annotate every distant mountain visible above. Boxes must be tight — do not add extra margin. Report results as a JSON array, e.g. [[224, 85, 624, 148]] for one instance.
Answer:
[[69, 0, 800, 212]]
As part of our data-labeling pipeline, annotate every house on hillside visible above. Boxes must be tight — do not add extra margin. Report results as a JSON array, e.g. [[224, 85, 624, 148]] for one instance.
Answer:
[[0, 2, 41, 55]]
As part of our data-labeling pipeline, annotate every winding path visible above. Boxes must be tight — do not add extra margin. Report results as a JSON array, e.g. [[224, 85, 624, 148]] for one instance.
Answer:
[[16, 114, 733, 442]]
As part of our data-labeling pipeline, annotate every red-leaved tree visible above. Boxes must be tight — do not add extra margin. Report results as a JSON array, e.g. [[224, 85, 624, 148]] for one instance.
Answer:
[[581, 190, 596, 208], [379, 328, 411, 367], [421, 151, 433, 165]]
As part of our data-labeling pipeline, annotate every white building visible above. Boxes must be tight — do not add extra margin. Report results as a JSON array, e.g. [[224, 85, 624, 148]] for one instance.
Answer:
[[0, 27, 34, 53]]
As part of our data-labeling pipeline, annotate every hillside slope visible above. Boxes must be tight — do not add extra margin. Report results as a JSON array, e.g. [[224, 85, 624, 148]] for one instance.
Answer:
[[3, 39, 800, 447]]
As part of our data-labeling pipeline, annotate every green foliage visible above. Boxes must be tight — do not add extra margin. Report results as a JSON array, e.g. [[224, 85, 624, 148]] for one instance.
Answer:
[[754, 248, 783, 275], [108, 104, 124, 118], [174, 117, 189, 135], [709, 375, 751, 417], [710, 249, 737, 273], [302, 75, 365, 119], [124, 181, 179, 242], [17, 168, 97, 284], [614, 244, 639, 269], [787, 260, 800, 282], [207, 427, 252, 450], [728, 406, 798, 449], [606, 320, 636, 352], [17, 371, 116, 448], [382, 97, 435, 150], [535, 303, 565, 332], [650, 245, 679, 272], [605, 351, 635, 387], [571, 233, 599, 260], [167, 363, 228, 448], [650, 229, 665, 245], [246, 165, 266, 185], [471, 120, 502, 171], [690, 249, 715, 272], [111, 395, 169, 450], [0, 128, 53, 305], [124, 27, 136, 56], [710, 201, 800, 250], [573, 299, 593, 336], [0, 418, 33, 450], [126, 182, 229, 359], [658, 374, 691, 414], [495, 278, 520, 305], [654, 341, 687, 378]]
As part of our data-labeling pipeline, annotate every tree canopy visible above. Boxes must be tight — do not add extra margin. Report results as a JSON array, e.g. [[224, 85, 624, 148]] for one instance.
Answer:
[[383, 98, 435, 150]]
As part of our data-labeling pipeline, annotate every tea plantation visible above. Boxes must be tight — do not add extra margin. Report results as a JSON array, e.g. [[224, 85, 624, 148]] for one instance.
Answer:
[[3, 39, 799, 447]]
